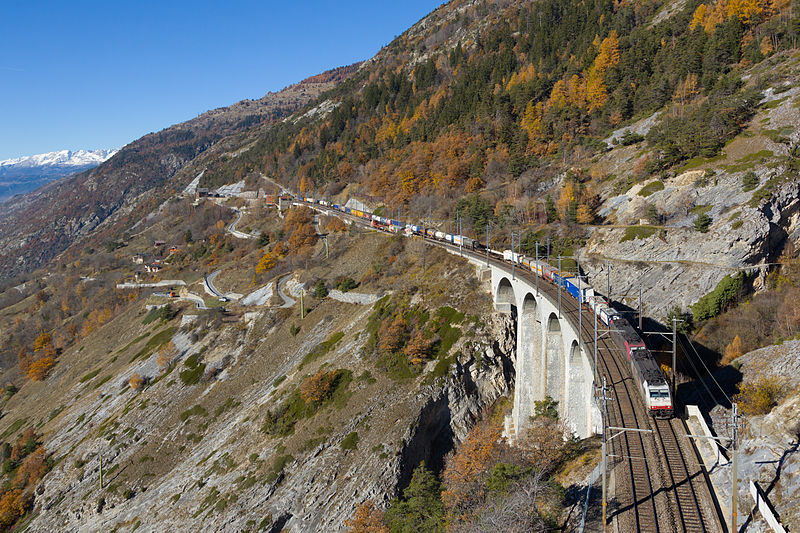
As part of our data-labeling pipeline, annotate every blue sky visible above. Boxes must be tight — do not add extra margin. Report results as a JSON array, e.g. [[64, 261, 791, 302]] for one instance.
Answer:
[[0, 1, 443, 160]]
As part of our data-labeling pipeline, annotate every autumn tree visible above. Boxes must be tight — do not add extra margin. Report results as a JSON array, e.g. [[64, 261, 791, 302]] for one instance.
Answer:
[[129, 373, 145, 391], [721, 334, 744, 365], [288, 223, 318, 253], [556, 182, 576, 220], [345, 501, 389, 533], [326, 217, 347, 233], [442, 419, 504, 521], [585, 31, 620, 112], [377, 315, 408, 354], [32, 332, 52, 353], [404, 331, 434, 365], [156, 341, 177, 371], [255, 251, 278, 274], [299, 369, 337, 405], [17, 348, 31, 375], [27, 357, 55, 381]]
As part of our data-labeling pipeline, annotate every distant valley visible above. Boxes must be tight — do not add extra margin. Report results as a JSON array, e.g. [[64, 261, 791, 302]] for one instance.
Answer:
[[0, 148, 117, 202]]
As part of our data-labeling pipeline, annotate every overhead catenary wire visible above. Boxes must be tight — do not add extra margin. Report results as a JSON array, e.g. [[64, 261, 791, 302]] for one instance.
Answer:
[[678, 335, 734, 406]]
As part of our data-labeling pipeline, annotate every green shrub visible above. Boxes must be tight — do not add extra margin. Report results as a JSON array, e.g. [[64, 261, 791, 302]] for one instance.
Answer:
[[130, 327, 176, 363], [180, 404, 208, 423], [79, 369, 101, 383], [619, 131, 645, 145], [262, 370, 352, 437], [385, 463, 445, 533], [142, 304, 178, 325], [638, 180, 664, 197], [179, 353, 206, 385], [742, 171, 759, 192], [534, 396, 559, 420], [299, 331, 344, 368], [334, 277, 358, 292], [340, 432, 359, 450], [691, 273, 745, 322], [266, 454, 294, 482], [313, 279, 328, 298], [620, 226, 657, 242], [694, 212, 712, 233]]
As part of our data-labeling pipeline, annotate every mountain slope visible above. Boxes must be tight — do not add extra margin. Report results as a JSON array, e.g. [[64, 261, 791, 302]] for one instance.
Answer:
[[0, 64, 359, 280]]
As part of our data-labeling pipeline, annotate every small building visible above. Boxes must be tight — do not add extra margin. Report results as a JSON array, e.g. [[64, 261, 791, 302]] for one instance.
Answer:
[[145, 263, 163, 273], [131, 254, 144, 264], [278, 195, 292, 210], [265, 194, 275, 206], [196, 188, 210, 199], [168, 246, 179, 255], [154, 240, 166, 248]]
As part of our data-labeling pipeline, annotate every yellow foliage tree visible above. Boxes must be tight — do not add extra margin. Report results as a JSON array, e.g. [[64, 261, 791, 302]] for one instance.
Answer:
[[547, 79, 568, 109], [690, 3, 708, 30], [727, 0, 766, 24], [721, 334, 744, 365], [27, 357, 56, 381], [585, 31, 620, 112], [556, 182, 576, 218], [576, 203, 594, 224], [32, 332, 51, 353], [255, 252, 277, 274], [521, 101, 544, 140]]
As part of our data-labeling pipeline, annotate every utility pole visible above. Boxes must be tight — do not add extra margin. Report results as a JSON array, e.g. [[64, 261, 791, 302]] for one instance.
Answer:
[[535, 241, 539, 296], [558, 255, 562, 318], [731, 403, 740, 533], [300, 289, 305, 319], [639, 283, 643, 330], [685, 406, 741, 533], [601, 377, 609, 531], [511, 232, 517, 281], [486, 224, 490, 268], [577, 248, 582, 338], [671, 317, 681, 393], [594, 304, 598, 384]]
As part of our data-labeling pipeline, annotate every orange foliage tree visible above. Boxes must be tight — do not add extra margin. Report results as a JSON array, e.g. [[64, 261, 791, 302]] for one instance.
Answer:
[[345, 501, 389, 533], [299, 369, 337, 405], [129, 373, 145, 391], [441, 419, 504, 521], [27, 357, 55, 381]]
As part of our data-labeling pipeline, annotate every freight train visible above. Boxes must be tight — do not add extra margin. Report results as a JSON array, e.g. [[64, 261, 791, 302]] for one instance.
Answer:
[[298, 195, 673, 418]]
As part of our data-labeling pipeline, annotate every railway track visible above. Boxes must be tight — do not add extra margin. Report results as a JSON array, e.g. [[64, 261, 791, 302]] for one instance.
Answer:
[[479, 259, 717, 532], [303, 200, 722, 531]]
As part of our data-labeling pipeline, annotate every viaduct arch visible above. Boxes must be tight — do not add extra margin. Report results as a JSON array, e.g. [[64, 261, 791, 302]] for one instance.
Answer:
[[490, 269, 599, 440]]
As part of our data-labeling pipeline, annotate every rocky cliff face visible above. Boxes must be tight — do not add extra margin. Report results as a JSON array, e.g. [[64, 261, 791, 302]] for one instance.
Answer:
[[14, 265, 513, 532], [582, 85, 800, 320]]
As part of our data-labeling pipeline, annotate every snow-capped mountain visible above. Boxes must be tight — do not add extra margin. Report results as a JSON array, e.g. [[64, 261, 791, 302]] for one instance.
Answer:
[[0, 148, 118, 202], [0, 149, 117, 170]]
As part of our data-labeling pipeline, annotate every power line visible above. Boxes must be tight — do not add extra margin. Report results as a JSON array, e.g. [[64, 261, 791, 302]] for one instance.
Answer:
[[679, 336, 733, 406]]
